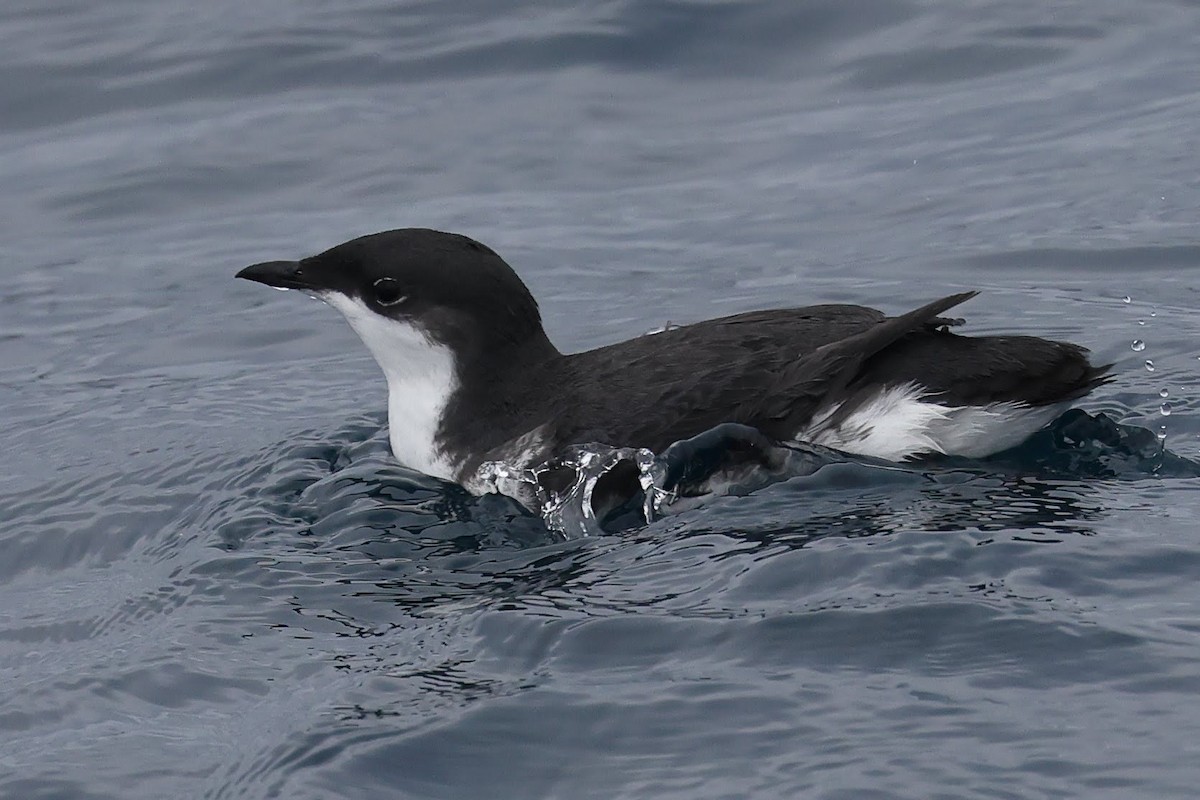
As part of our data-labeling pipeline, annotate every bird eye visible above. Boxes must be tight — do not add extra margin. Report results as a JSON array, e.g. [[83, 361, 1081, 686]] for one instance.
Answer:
[[372, 277, 406, 307]]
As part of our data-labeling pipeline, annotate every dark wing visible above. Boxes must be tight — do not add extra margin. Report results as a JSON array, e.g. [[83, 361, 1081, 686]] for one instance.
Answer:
[[554, 303, 913, 450], [744, 292, 979, 437], [853, 332, 1112, 406]]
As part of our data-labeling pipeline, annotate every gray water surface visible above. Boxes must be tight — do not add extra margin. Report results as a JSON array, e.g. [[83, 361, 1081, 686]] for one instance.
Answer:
[[3, 1, 1200, 798]]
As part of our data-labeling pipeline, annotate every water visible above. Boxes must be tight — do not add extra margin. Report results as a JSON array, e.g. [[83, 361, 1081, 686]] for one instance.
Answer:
[[3, 1, 1200, 797]]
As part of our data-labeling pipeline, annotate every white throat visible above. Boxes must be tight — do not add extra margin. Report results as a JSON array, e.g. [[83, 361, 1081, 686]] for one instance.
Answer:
[[324, 294, 458, 481]]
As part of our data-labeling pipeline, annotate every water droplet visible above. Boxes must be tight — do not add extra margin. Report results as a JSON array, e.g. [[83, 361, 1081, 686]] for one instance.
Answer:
[[1122, 295, 1132, 304], [1150, 310, 1157, 317], [1160, 388, 1169, 398], [1161, 402, 1173, 416], [1158, 425, 1168, 442], [1138, 319, 1146, 326], [1145, 360, 1155, 372], [1131, 339, 1145, 351]]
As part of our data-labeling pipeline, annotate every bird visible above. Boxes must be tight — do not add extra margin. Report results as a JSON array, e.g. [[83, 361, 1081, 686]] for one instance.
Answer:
[[236, 228, 1110, 499]]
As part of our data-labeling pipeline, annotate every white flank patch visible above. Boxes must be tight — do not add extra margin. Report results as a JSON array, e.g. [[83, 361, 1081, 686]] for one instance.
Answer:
[[929, 400, 1066, 458], [323, 294, 458, 481], [797, 382, 1066, 461]]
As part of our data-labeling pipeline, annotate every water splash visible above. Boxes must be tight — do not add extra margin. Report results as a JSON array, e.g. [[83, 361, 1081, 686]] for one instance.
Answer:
[[1003, 409, 1200, 478], [476, 445, 660, 537], [473, 412, 1200, 537], [540, 445, 660, 537], [474, 426, 848, 537]]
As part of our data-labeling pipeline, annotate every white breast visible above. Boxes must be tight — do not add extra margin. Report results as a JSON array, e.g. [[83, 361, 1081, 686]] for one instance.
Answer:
[[323, 294, 458, 481], [796, 382, 1065, 461]]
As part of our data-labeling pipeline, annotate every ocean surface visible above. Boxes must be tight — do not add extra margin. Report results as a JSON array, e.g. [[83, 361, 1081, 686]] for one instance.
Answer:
[[3, 1, 1200, 798]]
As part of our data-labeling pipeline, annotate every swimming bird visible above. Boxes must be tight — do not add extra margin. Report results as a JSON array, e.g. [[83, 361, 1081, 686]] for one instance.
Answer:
[[236, 228, 1110, 496]]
